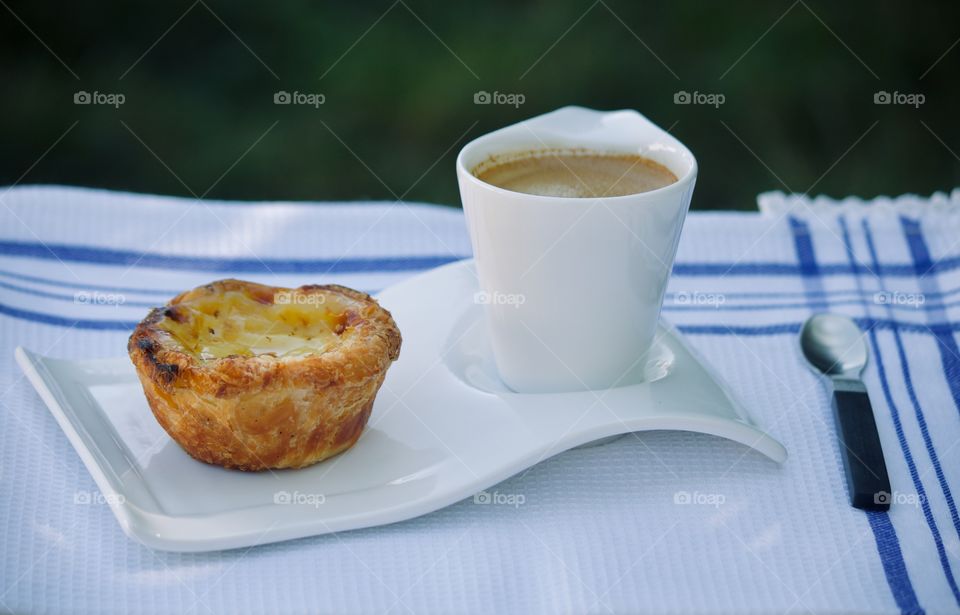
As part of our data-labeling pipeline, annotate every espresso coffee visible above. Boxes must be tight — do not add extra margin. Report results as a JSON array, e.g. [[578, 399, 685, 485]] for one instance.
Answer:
[[472, 149, 678, 198]]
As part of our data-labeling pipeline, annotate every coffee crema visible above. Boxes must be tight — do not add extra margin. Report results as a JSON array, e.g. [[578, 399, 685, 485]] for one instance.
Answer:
[[472, 149, 678, 198]]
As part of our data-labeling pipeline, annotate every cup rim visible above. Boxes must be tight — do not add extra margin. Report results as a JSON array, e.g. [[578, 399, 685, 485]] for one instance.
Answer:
[[456, 107, 698, 204]]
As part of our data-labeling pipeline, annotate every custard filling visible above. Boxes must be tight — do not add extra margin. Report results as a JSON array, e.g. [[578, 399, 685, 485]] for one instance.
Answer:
[[157, 289, 356, 360]]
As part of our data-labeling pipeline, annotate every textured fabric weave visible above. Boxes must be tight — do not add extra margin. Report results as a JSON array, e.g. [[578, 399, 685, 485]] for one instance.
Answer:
[[1, 185, 959, 614]]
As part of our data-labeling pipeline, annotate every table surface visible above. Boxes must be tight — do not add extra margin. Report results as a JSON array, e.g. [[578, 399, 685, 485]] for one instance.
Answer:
[[1, 185, 959, 614]]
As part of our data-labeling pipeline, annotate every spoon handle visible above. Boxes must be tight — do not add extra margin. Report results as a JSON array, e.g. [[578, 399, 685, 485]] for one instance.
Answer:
[[832, 382, 891, 511]]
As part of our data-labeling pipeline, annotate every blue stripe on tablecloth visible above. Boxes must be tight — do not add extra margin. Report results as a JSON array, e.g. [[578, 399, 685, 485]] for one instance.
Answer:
[[4, 262, 960, 306], [897, 218, 960, 554], [795, 215, 921, 614], [868, 316, 959, 607], [789, 217, 821, 278], [861, 217, 960, 606], [0, 267, 181, 296], [672, 261, 960, 277], [900, 217, 960, 417], [0, 240, 464, 274], [0, 278, 158, 308], [867, 511, 925, 615], [0, 302, 134, 330], [6, 301, 960, 336], [0, 277, 377, 308], [7, 268, 960, 314], [700, 287, 960, 301], [840, 218, 925, 614], [0, 261, 943, 301], [4, 238, 960, 278], [680, 320, 960, 336], [667, 297, 960, 313]]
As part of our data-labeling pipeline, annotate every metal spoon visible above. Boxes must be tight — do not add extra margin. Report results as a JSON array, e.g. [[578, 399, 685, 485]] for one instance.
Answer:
[[800, 313, 891, 511]]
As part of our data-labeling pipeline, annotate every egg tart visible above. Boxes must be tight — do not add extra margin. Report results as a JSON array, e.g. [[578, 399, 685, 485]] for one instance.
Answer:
[[128, 279, 401, 471]]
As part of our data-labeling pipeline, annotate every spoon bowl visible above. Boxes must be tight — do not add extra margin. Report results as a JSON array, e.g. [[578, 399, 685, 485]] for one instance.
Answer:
[[800, 313, 868, 378]]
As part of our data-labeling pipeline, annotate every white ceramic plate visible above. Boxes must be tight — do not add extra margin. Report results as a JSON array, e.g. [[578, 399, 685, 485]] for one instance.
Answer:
[[15, 259, 786, 552]]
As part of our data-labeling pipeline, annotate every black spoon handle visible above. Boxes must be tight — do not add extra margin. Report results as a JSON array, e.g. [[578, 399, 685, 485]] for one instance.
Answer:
[[832, 382, 891, 511]]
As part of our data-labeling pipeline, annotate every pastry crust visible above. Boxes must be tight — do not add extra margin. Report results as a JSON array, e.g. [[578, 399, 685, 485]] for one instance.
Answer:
[[128, 279, 401, 471]]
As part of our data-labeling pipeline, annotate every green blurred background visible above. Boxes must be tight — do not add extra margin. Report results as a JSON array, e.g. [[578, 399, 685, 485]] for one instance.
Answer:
[[2, 0, 958, 209]]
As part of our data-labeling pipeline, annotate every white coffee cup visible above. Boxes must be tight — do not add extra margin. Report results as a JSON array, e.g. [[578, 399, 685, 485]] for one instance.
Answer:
[[456, 106, 697, 393]]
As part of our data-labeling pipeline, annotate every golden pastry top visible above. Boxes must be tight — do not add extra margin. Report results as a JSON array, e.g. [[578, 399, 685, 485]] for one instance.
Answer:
[[157, 285, 360, 360], [127, 278, 402, 470]]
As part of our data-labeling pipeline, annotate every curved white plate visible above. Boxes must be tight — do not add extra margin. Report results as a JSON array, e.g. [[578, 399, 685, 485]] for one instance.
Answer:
[[15, 259, 785, 552]]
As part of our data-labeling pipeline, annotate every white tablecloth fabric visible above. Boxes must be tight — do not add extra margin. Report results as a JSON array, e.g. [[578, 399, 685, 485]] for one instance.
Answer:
[[2, 185, 960, 614]]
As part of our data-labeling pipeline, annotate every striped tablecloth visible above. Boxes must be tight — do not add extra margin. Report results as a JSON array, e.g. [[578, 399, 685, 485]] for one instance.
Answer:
[[1, 185, 959, 614]]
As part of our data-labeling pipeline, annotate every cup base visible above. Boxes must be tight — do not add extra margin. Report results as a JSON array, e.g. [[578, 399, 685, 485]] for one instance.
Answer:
[[444, 304, 675, 395]]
